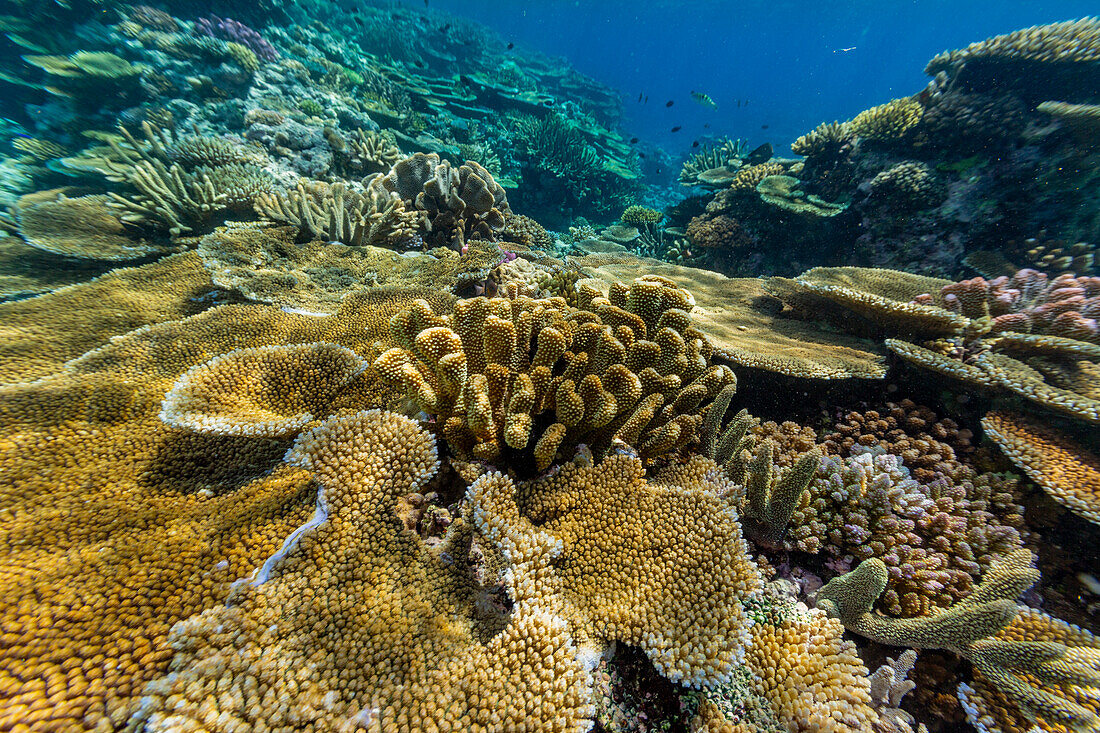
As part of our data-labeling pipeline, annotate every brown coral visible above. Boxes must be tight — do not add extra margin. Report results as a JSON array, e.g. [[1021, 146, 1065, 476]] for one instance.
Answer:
[[14, 190, 166, 261], [847, 98, 924, 142], [686, 214, 751, 250], [367, 151, 511, 251]]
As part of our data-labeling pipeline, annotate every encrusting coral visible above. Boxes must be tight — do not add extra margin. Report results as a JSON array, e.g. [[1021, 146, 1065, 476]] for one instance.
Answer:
[[374, 275, 737, 470], [14, 189, 167, 261], [818, 549, 1100, 733]]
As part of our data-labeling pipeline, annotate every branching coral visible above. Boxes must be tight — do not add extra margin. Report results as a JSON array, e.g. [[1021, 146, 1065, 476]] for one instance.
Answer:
[[789, 446, 1025, 617], [679, 137, 748, 187], [818, 550, 1100, 733], [374, 275, 736, 470], [847, 98, 924, 143], [791, 122, 852, 158], [255, 179, 419, 248], [620, 204, 663, 225]]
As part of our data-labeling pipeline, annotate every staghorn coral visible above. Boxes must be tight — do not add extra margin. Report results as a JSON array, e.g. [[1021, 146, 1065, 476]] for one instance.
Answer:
[[868, 162, 945, 211], [982, 411, 1100, 526], [958, 606, 1100, 733], [471, 450, 763, 687], [160, 343, 368, 437], [789, 446, 1025, 617], [367, 152, 511, 251], [847, 98, 924, 143], [818, 549, 1100, 733], [255, 179, 419, 248], [374, 275, 737, 470], [130, 409, 596, 732]]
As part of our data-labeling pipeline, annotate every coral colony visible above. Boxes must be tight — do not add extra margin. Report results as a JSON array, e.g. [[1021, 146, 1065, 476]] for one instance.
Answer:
[[0, 2, 1098, 732]]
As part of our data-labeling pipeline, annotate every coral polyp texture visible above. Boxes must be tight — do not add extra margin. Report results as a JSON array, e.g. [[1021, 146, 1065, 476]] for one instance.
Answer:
[[130, 409, 597, 733], [2, 6, 1100, 733], [374, 275, 736, 469]]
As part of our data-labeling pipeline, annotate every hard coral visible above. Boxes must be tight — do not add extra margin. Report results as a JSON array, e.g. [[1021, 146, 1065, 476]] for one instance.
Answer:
[[848, 98, 924, 143], [194, 15, 278, 62], [374, 276, 736, 470], [686, 214, 751, 250], [130, 409, 596, 732], [868, 162, 945, 211], [368, 152, 510, 251]]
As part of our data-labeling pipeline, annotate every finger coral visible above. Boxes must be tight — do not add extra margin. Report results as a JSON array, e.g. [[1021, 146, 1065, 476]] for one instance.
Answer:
[[374, 275, 736, 469]]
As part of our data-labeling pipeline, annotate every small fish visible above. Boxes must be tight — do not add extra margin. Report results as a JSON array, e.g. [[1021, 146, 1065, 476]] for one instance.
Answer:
[[506, 42, 514, 50], [704, 123, 710, 129], [414, 60, 425, 68], [639, 152, 646, 158], [442, 23, 451, 32], [692, 140, 700, 148], [761, 124, 769, 130], [423, 0, 428, 6], [833, 46, 856, 53], [737, 100, 741, 108], [665, 100, 674, 107], [637, 92, 643, 102], [691, 91, 717, 110], [630, 137, 638, 143], [644, 95, 649, 104], [670, 125, 682, 133]]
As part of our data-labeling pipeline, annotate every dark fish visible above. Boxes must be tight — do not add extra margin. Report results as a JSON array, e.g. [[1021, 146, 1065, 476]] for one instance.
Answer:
[[692, 140, 700, 148], [442, 23, 450, 31], [737, 100, 741, 108], [745, 142, 773, 165], [670, 125, 682, 133], [507, 42, 514, 50], [665, 100, 674, 107], [414, 60, 425, 68], [644, 95, 649, 104], [704, 123, 711, 128], [639, 152, 646, 158], [424, 0, 428, 6], [761, 124, 769, 130], [637, 92, 643, 102], [630, 137, 638, 143]]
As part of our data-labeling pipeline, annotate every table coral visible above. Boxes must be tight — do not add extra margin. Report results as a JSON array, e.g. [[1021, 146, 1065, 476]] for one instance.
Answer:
[[982, 411, 1100, 526], [472, 450, 763, 687], [0, 288, 452, 729], [160, 342, 368, 437], [14, 190, 168, 261], [130, 409, 596, 733]]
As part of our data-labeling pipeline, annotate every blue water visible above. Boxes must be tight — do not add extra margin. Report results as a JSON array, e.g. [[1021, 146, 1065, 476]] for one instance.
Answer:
[[428, 0, 1098, 153]]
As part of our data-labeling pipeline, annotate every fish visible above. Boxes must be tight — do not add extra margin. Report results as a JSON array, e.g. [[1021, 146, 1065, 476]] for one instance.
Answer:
[[692, 140, 699, 148], [691, 91, 717, 110], [639, 152, 646, 158], [630, 137, 638, 143], [670, 126, 682, 133], [745, 142, 773, 165], [833, 46, 856, 53], [704, 123, 711, 129], [665, 100, 674, 107], [644, 95, 649, 104], [423, 0, 428, 6], [761, 124, 769, 130], [506, 42, 514, 50]]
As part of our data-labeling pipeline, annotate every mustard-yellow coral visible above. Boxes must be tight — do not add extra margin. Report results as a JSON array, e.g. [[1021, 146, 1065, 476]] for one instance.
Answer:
[[847, 98, 924, 142], [130, 409, 597, 732]]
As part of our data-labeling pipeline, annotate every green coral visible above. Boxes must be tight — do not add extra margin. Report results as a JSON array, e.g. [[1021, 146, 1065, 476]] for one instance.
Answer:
[[298, 98, 325, 117]]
